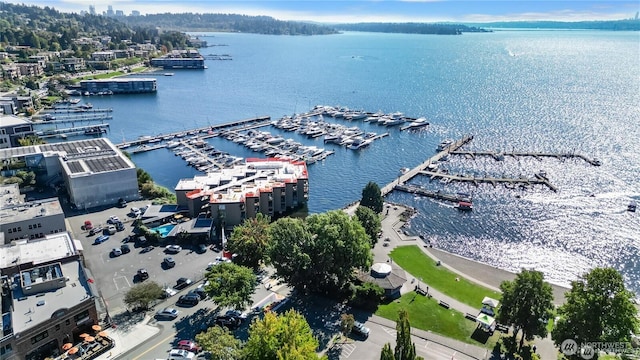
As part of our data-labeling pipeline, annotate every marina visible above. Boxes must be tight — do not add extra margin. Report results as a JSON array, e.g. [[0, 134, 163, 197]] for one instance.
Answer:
[[418, 170, 559, 192]]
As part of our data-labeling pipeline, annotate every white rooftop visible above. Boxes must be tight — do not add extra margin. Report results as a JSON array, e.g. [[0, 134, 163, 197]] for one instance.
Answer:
[[0, 232, 80, 269], [0, 114, 31, 127]]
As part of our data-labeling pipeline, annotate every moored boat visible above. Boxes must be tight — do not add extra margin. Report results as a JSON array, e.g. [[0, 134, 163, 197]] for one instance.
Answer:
[[455, 201, 473, 211], [628, 200, 637, 212]]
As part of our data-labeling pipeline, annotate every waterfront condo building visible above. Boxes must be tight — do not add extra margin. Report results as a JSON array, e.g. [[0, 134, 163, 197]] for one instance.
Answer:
[[175, 158, 309, 228]]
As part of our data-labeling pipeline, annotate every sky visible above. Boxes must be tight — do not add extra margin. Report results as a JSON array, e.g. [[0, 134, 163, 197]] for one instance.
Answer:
[[8, 0, 640, 23]]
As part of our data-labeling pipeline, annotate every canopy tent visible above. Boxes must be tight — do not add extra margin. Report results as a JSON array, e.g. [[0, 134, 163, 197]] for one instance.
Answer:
[[482, 297, 500, 308], [477, 313, 496, 332]]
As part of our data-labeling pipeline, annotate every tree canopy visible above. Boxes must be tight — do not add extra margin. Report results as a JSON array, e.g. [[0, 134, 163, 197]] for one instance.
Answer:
[[498, 269, 555, 350], [204, 262, 256, 310], [243, 309, 323, 360], [227, 213, 271, 269], [195, 325, 242, 360], [360, 181, 384, 214], [269, 211, 372, 294], [123, 281, 163, 310], [552, 267, 639, 356], [354, 205, 381, 247], [380, 309, 424, 360]]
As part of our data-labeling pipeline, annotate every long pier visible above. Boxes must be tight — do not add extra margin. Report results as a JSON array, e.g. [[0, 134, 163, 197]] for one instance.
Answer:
[[116, 116, 271, 149], [35, 124, 110, 139], [394, 185, 471, 203], [380, 134, 474, 196], [419, 170, 558, 192], [449, 150, 601, 166]]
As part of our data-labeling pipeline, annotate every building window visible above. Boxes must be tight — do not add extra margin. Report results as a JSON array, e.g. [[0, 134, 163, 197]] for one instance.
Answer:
[[28, 225, 33, 229], [66, 319, 70, 325], [55, 324, 60, 331], [7, 229, 11, 234], [74, 310, 90, 322], [30, 330, 49, 344], [0, 344, 12, 355], [17, 227, 21, 232], [37, 223, 42, 228]]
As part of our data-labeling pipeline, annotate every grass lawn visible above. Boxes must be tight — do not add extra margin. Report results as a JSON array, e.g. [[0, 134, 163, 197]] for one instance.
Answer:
[[376, 293, 501, 349], [390, 245, 501, 308]]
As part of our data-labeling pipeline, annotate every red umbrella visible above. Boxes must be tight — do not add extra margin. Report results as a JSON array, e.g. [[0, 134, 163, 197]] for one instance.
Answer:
[[92, 324, 102, 331], [62, 343, 73, 350], [68, 347, 79, 355]]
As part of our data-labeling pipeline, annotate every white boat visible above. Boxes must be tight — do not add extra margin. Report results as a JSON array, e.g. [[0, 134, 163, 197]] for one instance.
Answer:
[[628, 200, 637, 212], [163, 73, 175, 76], [383, 117, 405, 127], [402, 117, 429, 130], [348, 137, 372, 150], [166, 141, 181, 149], [436, 139, 454, 151]]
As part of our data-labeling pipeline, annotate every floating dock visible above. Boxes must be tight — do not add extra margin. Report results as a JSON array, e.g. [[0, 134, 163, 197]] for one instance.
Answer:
[[394, 185, 472, 203], [116, 116, 271, 149], [419, 170, 558, 192], [380, 134, 474, 196], [449, 150, 601, 166]]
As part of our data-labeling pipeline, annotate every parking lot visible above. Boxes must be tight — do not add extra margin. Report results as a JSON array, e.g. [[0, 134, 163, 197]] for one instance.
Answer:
[[66, 200, 220, 315]]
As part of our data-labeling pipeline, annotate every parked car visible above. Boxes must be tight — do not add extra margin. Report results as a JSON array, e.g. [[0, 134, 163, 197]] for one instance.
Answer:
[[117, 198, 127, 208], [93, 235, 109, 244], [115, 221, 125, 231], [177, 340, 202, 353], [176, 294, 200, 307], [195, 244, 207, 254], [214, 315, 241, 330], [161, 287, 177, 298], [351, 321, 370, 338], [89, 226, 104, 236], [111, 248, 122, 257], [174, 277, 192, 290], [83, 220, 93, 230], [141, 245, 154, 253], [224, 309, 247, 322], [136, 268, 149, 281], [163, 257, 176, 268], [104, 225, 116, 235], [167, 349, 195, 360], [136, 236, 148, 247], [120, 244, 131, 254], [107, 216, 120, 224], [130, 207, 141, 217], [165, 245, 182, 254], [155, 307, 179, 320]]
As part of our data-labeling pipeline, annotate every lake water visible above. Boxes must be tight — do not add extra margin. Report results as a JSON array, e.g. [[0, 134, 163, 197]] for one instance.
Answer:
[[80, 30, 640, 293]]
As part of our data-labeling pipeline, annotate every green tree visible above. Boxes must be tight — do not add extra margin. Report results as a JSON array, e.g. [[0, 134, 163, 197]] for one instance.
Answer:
[[195, 325, 242, 360], [204, 262, 256, 310], [552, 268, 639, 357], [340, 313, 355, 338], [380, 309, 424, 360], [395, 309, 417, 360], [354, 206, 381, 247], [123, 281, 163, 310], [267, 217, 313, 290], [136, 167, 153, 185], [360, 181, 384, 213], [304, 210, 373, 292], [498, 269, 554, 350], [227, 213, 271, 269], [243, 309, 323, 360], [380, 343, 394, 360], [15, 170, 36, 186]]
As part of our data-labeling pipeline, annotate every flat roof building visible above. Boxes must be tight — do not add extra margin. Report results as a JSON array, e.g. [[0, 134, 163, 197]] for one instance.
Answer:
[[0, 115, 33, 148], [79, 78, 157, 94], [0, 233, 98, 360], [0, 138, 139, 209], [0, 184, 66, 244], [175, 158, 309, 229]]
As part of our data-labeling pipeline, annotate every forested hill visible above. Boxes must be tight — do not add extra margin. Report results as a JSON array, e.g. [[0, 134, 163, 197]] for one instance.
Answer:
[[0, 2, 191, 51], [475, 19, 640, 31], [332, 23, 490, 35], [120, 13, 339, 35]]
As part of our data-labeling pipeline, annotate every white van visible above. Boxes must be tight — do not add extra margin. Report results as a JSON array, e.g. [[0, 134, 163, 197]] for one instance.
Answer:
[[168, 349, 195, 360]]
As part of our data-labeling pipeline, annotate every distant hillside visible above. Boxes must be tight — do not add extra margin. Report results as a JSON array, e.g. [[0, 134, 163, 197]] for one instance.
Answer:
[[332, 23, 491, 35], [473, 19, 640, 31], [120, 13, 339, 35]]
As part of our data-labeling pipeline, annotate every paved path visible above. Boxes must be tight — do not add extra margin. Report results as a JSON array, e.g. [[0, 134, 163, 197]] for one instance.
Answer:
[[374, 202, 563, 360]]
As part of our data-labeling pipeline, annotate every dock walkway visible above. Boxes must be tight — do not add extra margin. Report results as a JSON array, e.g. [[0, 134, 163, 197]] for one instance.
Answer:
[[394, 185, 471, 203], [450, 150, 601, 166], [116, 116, 271, 149], [380, 134, 474, 196], [419, 170, 558, 192]]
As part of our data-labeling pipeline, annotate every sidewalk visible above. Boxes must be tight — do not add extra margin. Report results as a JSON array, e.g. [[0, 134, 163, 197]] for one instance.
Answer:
[[375, 203, 560, 360], [94, 315, 160, 360]]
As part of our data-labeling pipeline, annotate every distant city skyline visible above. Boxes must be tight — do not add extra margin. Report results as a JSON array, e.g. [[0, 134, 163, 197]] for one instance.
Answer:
[[8, 1, 640, 23]]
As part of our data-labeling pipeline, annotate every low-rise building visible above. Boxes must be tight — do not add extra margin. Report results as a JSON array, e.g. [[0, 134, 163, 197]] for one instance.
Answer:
[[0, 115, 33, 148], [15, 63, 43, 77], [0, 138, 139, 209], [60, 58, 86, 72], [0, 233, 99, 360], [79, 78, 157, 94], [175, 158, 309, 228], [91, 51, 115, 62], [0, 184, 66, 244], [1, 65, 21, 81]]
